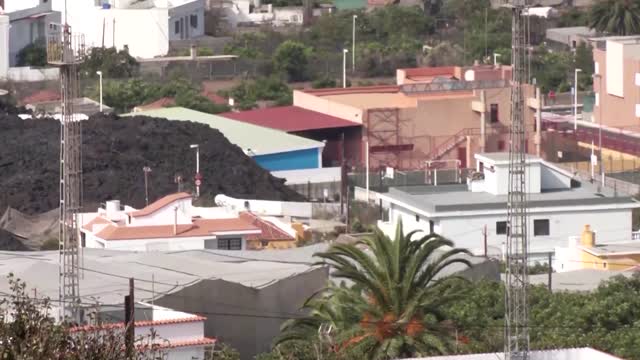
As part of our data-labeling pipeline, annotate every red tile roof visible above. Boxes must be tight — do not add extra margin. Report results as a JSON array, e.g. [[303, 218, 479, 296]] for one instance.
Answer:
[[129, 192, 192, 218], [148, 337, 216, 349], [20, 89, 60, 105], [135, 97, 176, 111], [220, 106, 361, 132], [201, 91, 228, 105], [95, 217, 259, 241], [82, 216, 112, 231], [70, 315, 207, 332], [240, 212, 294, 241]]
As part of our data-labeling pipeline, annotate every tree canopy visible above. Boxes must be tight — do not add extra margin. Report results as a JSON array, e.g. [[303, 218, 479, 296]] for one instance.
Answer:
[[589, 0, 640, 35], [276, 222, 471, 359], [80, 47, 139, 78]]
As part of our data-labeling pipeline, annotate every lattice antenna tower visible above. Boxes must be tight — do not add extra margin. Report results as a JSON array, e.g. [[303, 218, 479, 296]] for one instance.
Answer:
[[504, 0, 530, 359], [46, 13, 85, 323]]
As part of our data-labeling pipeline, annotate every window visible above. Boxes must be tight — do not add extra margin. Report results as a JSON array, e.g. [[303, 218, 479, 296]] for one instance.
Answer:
[[190, 14, 198, 28], [415, 214, 419, 222], [218, 238, 242, 250], [174, 20, 180, 34], [496, 221, 507, 235], [490, 104, 499, 123], [497, 140, 505, 151], [533, 219, 550, 236]]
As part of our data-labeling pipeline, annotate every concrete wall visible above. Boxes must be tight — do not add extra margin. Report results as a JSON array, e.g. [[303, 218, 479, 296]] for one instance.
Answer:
[[155, 267, 329, 360], [594, 46, 640, 128], [85, 234, 248, 251], [293, 90, 364, 123], [381, 204, 633, 256], [6, 67, 59, 81], [273, 7, 303, 26], [215, 194, 313, 218], [0, 15, 8, 80]]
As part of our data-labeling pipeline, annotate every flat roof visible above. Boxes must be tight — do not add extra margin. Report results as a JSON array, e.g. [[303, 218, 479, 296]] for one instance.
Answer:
[[219, 106, 360, 132], [405, 347, 622, 359], [125, 107, 324, 156], [476, 152, 541, 165], [528, 269, 635, 292], [546, 26, 595, 36], [382, 182, 640, 214], [581, 242, 640, 256]]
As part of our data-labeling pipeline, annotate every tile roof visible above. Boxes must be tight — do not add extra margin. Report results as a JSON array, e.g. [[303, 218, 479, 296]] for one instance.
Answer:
[[125, 107, 324, 155], [129, 192, 192, 218], [70, 315, 207, 332], [239, 212, 294, 241], [94, 218, 260, 241], [20, 89, 60, 105], [82, 215, 112, 231], [135, 97, 176, 111], [219, 106, 360, 132], [146, 337, 216, 349]]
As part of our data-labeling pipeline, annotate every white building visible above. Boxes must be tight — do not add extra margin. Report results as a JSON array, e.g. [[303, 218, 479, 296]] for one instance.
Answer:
[[377, 153, 640, 258], [73, 302, 215, 360], [403, 347, 622, 360], [222, 0, 303, 27], [3, 0, 205, 59], [81, 192, 261, 251]]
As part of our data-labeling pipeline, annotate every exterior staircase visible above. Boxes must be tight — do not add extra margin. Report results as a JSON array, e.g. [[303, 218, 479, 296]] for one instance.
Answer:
[[425, 128, 478, 161]]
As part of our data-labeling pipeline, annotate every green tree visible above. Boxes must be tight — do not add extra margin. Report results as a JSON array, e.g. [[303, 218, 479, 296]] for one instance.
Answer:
[[277, 222, 472, 359], [274, 40, 311, 82], [16, 40, 47, 67], [423, 42, 464, 67], [222, 77, 292, 110], [589, 0, 640, 35], [80, 47, 139, 78]]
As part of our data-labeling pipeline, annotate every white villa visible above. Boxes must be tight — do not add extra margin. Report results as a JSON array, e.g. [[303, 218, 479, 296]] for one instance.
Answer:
[[378, 153, 640, 258], [81, 192, 261, 251]]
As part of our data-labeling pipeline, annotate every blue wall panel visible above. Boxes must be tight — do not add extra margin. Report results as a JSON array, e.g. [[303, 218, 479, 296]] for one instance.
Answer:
[[253, 148, 320, 171]]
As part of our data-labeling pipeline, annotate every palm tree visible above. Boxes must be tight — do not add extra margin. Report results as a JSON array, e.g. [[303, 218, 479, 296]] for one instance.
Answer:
[[276, 222, 472, 360], [589, 0, 640, 36]]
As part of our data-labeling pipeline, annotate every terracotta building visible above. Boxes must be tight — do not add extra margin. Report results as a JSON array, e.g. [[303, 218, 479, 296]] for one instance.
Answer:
[[293, 64, 543, 170]]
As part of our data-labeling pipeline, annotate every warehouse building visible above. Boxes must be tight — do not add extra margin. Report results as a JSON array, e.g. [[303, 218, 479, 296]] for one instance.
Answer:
[[128, 107, 325, 171]]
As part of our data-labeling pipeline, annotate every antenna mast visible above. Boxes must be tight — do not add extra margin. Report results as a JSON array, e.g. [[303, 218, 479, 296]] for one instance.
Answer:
[[47, 11, 85, 323], [505, 0, 530, 358]]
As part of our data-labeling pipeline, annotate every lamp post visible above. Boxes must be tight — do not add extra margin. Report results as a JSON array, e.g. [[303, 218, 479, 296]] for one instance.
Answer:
[[352, 15, 357, 72], [593, 73, 603, 185], [493, 53, 501, 66], [190, 144, 201, 197], [342, 48, 349, 88], [574, 68, 582, 130], [142, 166, 152, 206], [96, 70, 103, 112]]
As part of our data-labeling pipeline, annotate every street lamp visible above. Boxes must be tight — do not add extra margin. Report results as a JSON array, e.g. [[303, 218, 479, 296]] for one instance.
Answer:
[[96, 71, 103, 112], [190, 144, 201, 197], [593, 73, 603, 186], [142, 166, 152, 206], [342, 48, 349, 89], [352, 15, 357, 73], [493, 53, 501, 67]]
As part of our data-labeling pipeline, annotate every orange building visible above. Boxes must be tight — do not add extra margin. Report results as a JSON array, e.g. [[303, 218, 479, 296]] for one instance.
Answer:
[[293, 64, 543, 170]]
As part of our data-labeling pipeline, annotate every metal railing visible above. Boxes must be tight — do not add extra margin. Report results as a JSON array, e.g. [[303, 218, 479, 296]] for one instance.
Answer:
[[46, 27, 86, 65], [401, 79, 509, 95]]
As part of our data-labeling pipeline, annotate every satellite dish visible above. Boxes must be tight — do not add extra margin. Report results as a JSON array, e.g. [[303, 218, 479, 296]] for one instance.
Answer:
[[464, 70, 475, 82]]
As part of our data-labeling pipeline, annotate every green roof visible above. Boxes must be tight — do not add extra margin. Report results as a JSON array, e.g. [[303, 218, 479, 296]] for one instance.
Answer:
[[124, 107, 324, 156], [332, 0, 366, 10]]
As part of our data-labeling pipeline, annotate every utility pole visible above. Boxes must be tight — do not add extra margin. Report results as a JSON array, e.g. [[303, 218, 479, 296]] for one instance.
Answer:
[[48, 4, 85, 323], [504, 0, 530, 359], [352, 15, 357, 72], [547, 252, 552, 293], [124, 277, 135, 359], [483, 225, 488, 258], [143, 166, 152, 206]]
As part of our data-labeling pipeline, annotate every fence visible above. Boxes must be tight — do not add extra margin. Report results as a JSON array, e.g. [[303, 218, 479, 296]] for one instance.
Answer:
[[349, 168, 471, 193]]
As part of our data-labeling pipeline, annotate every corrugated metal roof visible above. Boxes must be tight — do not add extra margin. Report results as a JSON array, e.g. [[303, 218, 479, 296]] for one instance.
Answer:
[[220, 106, 360, 132], [125, 107, 324, 156]]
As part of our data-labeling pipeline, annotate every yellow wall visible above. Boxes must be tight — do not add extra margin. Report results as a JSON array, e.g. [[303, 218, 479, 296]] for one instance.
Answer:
[[579, 250, 640, 271]]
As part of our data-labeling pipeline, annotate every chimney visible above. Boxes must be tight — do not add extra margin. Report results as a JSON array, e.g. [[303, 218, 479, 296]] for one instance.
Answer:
[[580, 225, 595, 248], [173, 206, 178, 235]]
